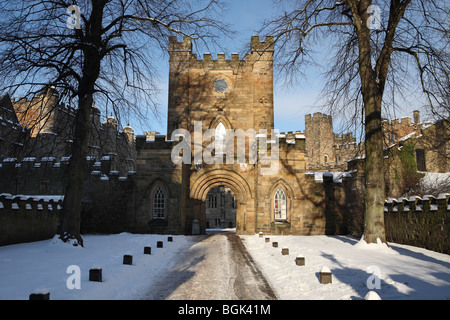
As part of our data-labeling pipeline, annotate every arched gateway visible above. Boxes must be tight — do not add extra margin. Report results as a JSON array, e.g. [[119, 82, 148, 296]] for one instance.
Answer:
[[130, 36, 336, 236], [190, 169, 254, 234]]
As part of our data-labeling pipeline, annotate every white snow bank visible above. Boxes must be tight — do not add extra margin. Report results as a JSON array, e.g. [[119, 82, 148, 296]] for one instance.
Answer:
[[240, 234, 450, 300], [1, 233, 450, 300], [419, 172, 450, 191], [0, 233, 192, 300], [353, 236, 398, 255]]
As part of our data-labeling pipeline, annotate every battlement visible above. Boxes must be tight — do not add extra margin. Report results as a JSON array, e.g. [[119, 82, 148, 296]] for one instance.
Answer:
[[276, 131, 306, 150], [382, 110, 422, 128], [0, 193, 63, 245], [135, 129, 307, 155], [305, 112, 333, 123], [384, 193, 450, 254], [193, 52, 241, 62], [168, 35, 192, 52], [385, 194, 450, 213], [135, 134, 174, 150], [169, 35, 274, 66], [0, 156, 134, 196], [333, 141, 361, 151], [305, 171, 352, 183], [250, 35, 274, 52], [0, 193, 63, 213]]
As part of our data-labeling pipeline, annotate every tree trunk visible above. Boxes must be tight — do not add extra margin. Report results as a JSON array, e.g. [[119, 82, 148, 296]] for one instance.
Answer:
[[58, 1, 106, 246], [58, 95, 93, 247], [349, 0, 387, 244], [363, 92, 387, 244]]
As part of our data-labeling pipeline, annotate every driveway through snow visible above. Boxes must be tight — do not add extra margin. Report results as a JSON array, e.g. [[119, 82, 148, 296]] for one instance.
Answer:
[[143, 231, 277, 300], [1, 230, 449, 300]]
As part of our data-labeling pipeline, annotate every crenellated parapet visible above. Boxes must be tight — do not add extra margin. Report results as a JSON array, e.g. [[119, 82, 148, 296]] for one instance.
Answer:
[[0, 156, 134, 196], [250, 35, 274, 52], [135, 134, 174, 150], [277, 131, 306, 151], [384, 193, 450, 214], [169, 35, 192, 52], [0, 193, 63, 214], [0, 193, 63, 246], [384, 193, 450, 254], [169, 35, 274, 70]]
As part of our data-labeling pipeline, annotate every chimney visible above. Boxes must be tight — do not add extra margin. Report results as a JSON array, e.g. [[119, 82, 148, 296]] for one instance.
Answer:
[[413, 110, 420, 125]]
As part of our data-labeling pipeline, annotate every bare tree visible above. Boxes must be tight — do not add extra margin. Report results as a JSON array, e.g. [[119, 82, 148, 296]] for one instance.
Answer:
[[260, 0, 449, 243], [0, 0, 229, 246]]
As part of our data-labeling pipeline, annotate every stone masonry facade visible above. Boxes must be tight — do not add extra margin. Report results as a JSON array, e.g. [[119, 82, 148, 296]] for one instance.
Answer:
[[0, 36, 448, 251]]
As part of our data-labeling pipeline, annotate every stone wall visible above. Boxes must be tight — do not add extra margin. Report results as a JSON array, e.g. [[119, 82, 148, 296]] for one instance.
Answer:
[[132, 134, 186, 235], [0, 158, 135, 246], [0, 194, 62, 246], [384, 194, 450, 254], [0, 156, 133, 196], [2, 88, 137, 175]]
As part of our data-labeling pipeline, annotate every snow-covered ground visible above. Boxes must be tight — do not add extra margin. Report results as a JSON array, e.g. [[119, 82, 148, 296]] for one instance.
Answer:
[[241, 234, 450, 300], [0, 232, 449, 300], [0, 233, 194, 300]]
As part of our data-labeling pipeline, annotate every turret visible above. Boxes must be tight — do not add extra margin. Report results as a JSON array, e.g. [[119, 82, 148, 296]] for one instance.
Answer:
[[122, 123, 134, 144]]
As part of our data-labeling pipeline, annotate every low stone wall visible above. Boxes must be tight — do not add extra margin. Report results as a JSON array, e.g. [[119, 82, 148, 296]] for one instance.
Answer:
[[0, 194, 63, 246], [384, 194, 450, 254]]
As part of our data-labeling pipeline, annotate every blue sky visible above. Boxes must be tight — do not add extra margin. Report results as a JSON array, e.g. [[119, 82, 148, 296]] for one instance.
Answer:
[[132, 0, 426, 137], [132, 0, 321, 136]]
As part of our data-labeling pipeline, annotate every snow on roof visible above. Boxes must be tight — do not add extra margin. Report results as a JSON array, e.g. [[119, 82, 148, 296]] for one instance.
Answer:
[[399, 131, 416, 142], [305, 171, 352, 183]]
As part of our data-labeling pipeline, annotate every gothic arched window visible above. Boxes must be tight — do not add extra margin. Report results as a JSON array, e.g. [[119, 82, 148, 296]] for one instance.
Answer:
[[274, 188, 287, 220], [215, 122, 227, 155], [153, 187, 166, 219]]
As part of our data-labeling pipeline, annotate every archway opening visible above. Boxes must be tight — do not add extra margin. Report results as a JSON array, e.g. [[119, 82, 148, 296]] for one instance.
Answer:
[[205, 185, 236, 233]]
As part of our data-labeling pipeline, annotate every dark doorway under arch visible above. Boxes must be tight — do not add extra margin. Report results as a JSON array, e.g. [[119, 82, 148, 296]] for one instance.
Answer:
[[205, 185, 236, 231]]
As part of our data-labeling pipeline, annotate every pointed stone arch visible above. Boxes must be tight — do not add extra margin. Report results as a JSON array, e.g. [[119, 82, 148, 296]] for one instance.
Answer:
[[190, 169, 254, 234], [209, 113, 233, 131]]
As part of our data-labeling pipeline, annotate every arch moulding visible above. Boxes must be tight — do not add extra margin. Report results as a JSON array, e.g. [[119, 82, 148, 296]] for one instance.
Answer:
[[190, 169, 252, 203]]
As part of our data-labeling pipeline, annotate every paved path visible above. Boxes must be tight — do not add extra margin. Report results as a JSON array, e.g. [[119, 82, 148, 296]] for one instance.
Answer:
[[144, 231, 277, 300]]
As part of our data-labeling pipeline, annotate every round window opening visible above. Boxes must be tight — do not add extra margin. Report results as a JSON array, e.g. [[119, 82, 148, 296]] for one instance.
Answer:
[[213, 79, 228, 93]]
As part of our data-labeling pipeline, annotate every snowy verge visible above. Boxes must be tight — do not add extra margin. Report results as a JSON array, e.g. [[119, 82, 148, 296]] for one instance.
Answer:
[[1, 233, 450, 300], [0, 233, 193, 300], [240, 234, 450, 300]]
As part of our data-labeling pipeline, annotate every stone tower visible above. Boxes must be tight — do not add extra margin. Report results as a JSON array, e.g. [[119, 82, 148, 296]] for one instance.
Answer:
[[12, 86, 59, 137], [167, 35, 274, 138], [305, 112, 335, 166]]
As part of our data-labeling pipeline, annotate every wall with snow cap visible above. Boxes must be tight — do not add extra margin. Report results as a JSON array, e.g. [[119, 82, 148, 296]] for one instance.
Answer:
[[384, 193, 450, 254], [0, 194, 63, 246], [0, 156, 135, 245], [0, 156, 134, 195]]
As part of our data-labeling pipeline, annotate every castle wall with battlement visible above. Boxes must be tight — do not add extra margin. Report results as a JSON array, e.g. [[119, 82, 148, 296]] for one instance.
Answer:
[[1, 34, 448, 250], [0, 156, 135, 196], [384, 194, 450, 254], [1, 90, 137, 175], [0, 194, 63, 246], [382, 110, 423, 146], [304, 112, 361, 171], [0, 157, 135, 245]]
